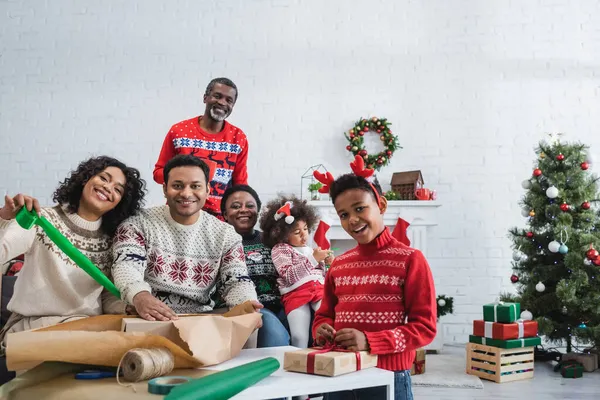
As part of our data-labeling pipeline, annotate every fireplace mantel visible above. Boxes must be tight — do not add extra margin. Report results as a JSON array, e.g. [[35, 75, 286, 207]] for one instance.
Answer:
[[309, 200, 441, 257]]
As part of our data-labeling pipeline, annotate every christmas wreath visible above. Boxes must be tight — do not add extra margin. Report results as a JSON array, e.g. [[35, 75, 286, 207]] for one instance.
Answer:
[[344, 117, 401, 171]]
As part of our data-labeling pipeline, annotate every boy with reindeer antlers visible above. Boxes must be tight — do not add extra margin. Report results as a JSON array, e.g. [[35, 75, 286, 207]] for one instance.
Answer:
[[312, 156, 436, 400], [259, 196, 334, 349]]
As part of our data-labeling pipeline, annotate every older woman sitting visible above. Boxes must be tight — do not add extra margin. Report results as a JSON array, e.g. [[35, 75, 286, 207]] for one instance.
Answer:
[[221, 185, 290, 347]]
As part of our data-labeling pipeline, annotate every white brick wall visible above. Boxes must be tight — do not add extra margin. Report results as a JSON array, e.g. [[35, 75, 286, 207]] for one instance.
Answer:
[[2, 0, 600, 343]]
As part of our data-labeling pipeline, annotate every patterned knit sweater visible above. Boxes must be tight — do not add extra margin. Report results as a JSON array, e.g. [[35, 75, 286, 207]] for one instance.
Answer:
[[312, 228, 437, 372], [241, 230, 281, 311], [0, 206, 125, 317], [271, 243, 325, 295], [153, 117, 249, 216], [111, 206, 257, 313]]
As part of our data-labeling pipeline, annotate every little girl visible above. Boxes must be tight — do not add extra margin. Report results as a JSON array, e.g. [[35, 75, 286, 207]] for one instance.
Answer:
[[259, 195, 333, 348]]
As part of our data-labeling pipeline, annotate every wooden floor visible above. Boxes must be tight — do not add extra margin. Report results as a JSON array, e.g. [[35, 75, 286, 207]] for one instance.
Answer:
[[413, 345, 600, 400]]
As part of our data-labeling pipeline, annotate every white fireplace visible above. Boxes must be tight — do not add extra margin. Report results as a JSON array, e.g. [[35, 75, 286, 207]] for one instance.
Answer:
[[309, 200, 442, 256]]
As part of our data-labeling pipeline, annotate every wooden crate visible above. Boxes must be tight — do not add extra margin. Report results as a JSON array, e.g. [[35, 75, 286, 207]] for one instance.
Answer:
[[466, 343, 535, 383]]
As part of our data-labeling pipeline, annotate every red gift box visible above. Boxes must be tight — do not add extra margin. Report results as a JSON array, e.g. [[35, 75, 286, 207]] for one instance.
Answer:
[[473, 319, 537, 340]]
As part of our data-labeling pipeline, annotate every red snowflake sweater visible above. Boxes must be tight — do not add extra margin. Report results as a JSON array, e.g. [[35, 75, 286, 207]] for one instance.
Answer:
[[153, 117, 249, 216], [312, 228, 436, 372]]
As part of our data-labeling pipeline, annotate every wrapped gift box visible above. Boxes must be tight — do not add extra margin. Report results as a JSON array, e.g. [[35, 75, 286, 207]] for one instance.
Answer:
[[560, 361, 584, 378], [468, 335, 541, 349], [283, 348, 378, 377], [482, 302, 520, 323], [410, 349, 425, 375], [562, 352, 598, 372], [472, 320, 538, 340]]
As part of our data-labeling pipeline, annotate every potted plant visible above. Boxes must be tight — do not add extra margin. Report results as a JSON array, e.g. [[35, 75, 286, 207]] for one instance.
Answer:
[[383, 191, 400, 201], [424, 295, 454, 353], [308, 182, 323, 201]]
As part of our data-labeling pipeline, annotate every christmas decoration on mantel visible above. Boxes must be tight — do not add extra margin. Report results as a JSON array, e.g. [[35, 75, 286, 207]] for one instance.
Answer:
[[344, 117, 400, 171], [507, 136, 600, 353], [436, 295, 454, 321]]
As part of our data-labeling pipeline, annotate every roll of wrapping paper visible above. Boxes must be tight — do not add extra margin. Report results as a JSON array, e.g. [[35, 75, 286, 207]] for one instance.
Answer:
[[15, 207, 121, 298], [165, 357, 280, 400]]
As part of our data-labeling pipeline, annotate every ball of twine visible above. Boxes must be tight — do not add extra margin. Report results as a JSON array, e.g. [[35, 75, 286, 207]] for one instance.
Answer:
[[116, 348, 174, 391]]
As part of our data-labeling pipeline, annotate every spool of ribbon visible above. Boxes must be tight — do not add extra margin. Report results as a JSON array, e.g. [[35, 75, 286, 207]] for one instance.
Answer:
[[305, 344, 362, 375], [15, 207, 120, 298], [164, 357, 279, 400], [148, 376, 192, 395]]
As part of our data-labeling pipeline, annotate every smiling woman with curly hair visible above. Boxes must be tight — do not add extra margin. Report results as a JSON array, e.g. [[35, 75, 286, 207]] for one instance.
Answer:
[[0, 156, 147, 351]]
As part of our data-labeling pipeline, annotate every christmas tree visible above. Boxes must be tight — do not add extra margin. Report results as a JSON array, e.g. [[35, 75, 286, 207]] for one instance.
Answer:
[[509, 138, 600, 353]]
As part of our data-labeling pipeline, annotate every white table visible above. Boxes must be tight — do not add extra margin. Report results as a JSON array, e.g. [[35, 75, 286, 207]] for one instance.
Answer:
[[7, 346, 394, 400], [205, 346, 395, 400]]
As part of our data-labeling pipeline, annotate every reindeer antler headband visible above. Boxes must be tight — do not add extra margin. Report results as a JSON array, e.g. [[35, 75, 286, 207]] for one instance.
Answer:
[[313, 155, 381, 203]]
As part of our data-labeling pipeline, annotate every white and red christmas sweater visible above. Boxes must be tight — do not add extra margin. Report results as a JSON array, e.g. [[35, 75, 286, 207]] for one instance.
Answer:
[[312, 228, 437, 372], [271, 243, 326, 295], [153, 117, 249, 216]]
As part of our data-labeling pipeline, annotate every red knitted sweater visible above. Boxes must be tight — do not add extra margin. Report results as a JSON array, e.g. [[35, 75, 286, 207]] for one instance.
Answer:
[[312, 228, 437, 371]]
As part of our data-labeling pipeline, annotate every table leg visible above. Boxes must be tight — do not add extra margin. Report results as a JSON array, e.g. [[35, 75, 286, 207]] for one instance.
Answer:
[[386, 381, 394, 400]]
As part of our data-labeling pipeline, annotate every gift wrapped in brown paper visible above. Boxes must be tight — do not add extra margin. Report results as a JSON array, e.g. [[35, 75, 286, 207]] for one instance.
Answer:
[[283, 347, 378, 377], [6, 301, 260, 371], [562, 352, 598, 372], [410, 349, 426, 375]]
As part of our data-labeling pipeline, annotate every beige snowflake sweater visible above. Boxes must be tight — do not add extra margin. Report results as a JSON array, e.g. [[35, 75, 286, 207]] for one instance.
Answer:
[[111, 206, 257, 313], [0, 206, 126, 318]]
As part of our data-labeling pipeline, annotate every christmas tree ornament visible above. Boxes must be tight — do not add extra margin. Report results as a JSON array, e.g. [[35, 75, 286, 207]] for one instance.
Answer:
[[526, 231, 534, 238], [536, 281, 546, 292], [521, 208, 530, 217], [559, 244, 569, 254], [521, 180, 533, 189], [510, 274, 519, 283], [520, 254, 528, 261], [562, 306, 568, 314], [529, 210, 536, 217], [546, 186, 559, 199], [586, 245, 599, 260], [578, 323, 587, 329], [557, 230, 569, 254], [584, 258, 593, 266], [560, 202, 570, 212], [512, 250, 523, 261], [556, 153, 565, 161], [582, 201, 591, 210], [533, 168, 542, 177], [520, 310, 533, 321], [539, 152, 546, 159], [593, 256, 600, 266], [437, 298, 446, 307], [548, 241, 561, 253], [581, 162, 589, 170]]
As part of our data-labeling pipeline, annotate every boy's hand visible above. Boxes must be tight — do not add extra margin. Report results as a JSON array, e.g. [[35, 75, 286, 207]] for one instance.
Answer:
[[315, 323, 336, 345], [313, 247, 329, 263], [334, 328, 369, 351]]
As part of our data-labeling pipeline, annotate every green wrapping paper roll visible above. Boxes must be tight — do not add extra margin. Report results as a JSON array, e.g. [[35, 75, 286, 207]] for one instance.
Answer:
[[165, 357, 280, 400], [15, 207, 121, 298]]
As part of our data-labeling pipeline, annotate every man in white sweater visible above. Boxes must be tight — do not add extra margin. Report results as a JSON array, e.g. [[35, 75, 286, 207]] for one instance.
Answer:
[[112, 155, 262, 321]]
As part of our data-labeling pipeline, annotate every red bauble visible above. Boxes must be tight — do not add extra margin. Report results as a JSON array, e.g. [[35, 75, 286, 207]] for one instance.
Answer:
[[386, 150, 392, 156], [581, 162, 590, 170], [350, 134, 355, 139], [363, 127, 369, 132], [510, 274, 519, 283], [526, 232, 534, 238], [582, 201, 591, 210], [358, 131, 364, 136], [388, 130, 393, 134], [346, 145, 352, 151], [377, 129, 381, 133], [377, 159, 384, 165], [586, 247, 599, 260], [556, 153, 565, 161], [533, 168, 542, 177], [593, 256, 600, 266], [360, 150, 368, 156], [560, 203, 570, 212]]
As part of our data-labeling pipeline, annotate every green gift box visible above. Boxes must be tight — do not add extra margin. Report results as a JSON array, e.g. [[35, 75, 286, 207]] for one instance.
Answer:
[[469, 335, 541, 349], [482, 302, 520, 323], [560, 361, 584, 378]]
